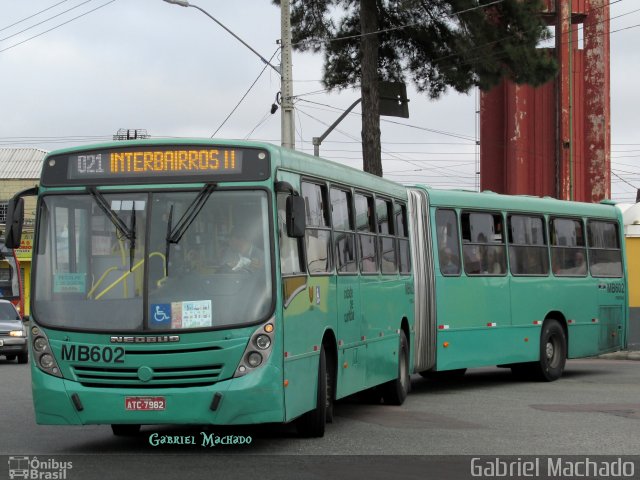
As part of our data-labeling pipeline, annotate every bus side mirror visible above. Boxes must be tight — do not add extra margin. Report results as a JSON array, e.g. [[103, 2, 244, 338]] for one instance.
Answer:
[[286, 196, 306, 238], [4, 197, 25, 249]]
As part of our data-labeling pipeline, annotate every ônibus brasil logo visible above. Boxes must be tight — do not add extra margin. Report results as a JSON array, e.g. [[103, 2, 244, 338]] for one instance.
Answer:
[[8, 456, 72, 479]]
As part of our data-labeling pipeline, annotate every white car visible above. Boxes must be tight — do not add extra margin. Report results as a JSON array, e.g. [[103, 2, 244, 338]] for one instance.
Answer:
[[0, 300, 28, 364]]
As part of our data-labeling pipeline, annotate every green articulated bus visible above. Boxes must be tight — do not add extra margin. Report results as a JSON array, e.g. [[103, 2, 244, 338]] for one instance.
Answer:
[[4, 139, 627, 438], [406, 187, 627, 380]]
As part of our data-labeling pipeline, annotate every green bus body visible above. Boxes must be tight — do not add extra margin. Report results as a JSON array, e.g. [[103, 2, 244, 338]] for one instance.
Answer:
[[23, 139, 627, 433], [27, 139, 413, 430], [408, 187, 628, 374]]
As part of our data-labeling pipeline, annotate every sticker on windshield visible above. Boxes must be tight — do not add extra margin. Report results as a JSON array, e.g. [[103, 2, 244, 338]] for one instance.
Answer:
[[150, 300, 212, 329], [53, 273, 87, 293], [151, 303, 172, 327], [181, 300, 212, 328]]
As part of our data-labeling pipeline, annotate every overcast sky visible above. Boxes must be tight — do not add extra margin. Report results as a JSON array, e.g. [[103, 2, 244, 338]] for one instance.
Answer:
[[0, 0, 638, 202]]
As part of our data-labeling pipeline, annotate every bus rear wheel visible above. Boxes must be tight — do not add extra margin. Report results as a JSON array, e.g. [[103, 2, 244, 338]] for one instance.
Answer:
[[512, 319, 567, 382], [535, 319, 567, 381], [381, 330, 410, 405], [111, 424, 141, 436], [297, 345, 328, 437]]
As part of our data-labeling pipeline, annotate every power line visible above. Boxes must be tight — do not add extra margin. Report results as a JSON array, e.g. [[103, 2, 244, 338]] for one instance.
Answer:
[[211, 48, 279, 138], [612, 171, 638, 189], [0, 0, 95, 43], [0, 0, 70, 33], [296, 97, 476, 142], [0, 0, 117, 54]]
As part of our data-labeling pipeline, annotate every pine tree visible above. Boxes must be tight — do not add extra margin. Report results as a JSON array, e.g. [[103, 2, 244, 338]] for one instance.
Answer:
[[274, 0, 556, 176]]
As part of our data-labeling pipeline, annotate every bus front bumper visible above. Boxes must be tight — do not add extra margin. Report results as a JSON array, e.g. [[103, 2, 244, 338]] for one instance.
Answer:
[[32, 364, 284, 426]]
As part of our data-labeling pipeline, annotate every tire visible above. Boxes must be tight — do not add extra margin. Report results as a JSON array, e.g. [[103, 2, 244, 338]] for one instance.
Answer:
[[534, 319, 567, 381], [5, 355, 16, 362], [297, 346, 327, 437], [17, 353, 28, 364], [325, 351, 335, 424], [381, 330, 410, 405], [512, 319, 567, 381], [111, 424, 141, 436]]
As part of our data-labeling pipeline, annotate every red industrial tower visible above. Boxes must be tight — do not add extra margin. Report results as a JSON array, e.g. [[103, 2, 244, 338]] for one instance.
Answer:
[[480, 0, 610, 203]]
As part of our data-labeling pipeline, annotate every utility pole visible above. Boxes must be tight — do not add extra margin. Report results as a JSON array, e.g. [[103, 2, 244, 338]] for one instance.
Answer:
[[280, 0, 295, 150]]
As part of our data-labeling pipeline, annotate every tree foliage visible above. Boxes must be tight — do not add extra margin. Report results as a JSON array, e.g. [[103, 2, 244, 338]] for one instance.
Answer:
[[274, 0, 557, 174]]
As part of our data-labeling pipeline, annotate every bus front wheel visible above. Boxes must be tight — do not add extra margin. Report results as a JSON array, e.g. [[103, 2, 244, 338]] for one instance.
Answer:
[[296, 346, 328, 437]]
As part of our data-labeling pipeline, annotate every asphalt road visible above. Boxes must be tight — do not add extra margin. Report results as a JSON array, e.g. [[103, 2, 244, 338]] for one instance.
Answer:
[[1, 358, 638, 479]]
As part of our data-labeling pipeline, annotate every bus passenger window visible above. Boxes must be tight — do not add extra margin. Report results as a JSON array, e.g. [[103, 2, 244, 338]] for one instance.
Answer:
[[587, 220, 622, 277], [331, 188, 357, 274], [461, 212, 506, 276], [550, 218, 587, 276], [355, 193, 378, 274], [435, 209, 461, 276], [302, 182, 332, 274], [395, 202, 411, 274], [508, 215, 549, 276], [377, 198, 396, 274]]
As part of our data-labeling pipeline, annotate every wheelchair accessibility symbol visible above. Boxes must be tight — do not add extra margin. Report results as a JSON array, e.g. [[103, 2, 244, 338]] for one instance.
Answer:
[[151, 304, 172, 326]]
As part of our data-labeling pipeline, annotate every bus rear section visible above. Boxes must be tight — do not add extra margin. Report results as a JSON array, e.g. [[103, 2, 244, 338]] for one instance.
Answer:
[[409, 187, 627, 381]]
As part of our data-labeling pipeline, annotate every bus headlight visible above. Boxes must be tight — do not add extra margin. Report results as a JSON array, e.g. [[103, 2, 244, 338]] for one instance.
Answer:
[[247, 352, 263, 368], [234, 317, 275, 378], [40, 354, 55, 369], [33, 337, 48, 352], [255, 334, 271, 350], [31, 328, 63, 378]]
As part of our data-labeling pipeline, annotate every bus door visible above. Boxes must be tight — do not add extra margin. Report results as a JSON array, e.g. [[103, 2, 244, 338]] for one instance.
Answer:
[[587, 219, 626, 352], [332, 188, 365, 396]]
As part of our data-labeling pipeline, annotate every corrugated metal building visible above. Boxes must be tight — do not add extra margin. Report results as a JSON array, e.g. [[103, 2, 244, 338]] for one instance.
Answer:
[[0, 147, 47, 316], [0, 147, 46, 223]]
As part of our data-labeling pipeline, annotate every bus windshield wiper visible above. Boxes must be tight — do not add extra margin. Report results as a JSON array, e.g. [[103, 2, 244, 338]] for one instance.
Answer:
[[165, 183, 217, 275], [88, 187, 136, 270], [164, 204, 174, 276]]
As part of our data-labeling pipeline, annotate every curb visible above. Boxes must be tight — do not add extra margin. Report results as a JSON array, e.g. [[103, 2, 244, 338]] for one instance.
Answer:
[[597, 351, 640, 361]]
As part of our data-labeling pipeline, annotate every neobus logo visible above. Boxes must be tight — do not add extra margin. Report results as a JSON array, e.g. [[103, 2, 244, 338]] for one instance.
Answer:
[[110, 335, 180, 344]]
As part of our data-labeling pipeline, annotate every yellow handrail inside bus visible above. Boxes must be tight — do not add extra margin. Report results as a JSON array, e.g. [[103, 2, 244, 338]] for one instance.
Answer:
[[87, 266, 120, 299], [93, 252, 167, 300]]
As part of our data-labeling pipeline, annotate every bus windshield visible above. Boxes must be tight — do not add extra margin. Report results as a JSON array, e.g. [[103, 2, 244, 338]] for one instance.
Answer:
[[33, 189, 273, 331]]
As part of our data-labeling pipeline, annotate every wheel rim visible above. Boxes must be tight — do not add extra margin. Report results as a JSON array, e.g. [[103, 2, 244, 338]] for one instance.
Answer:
[[325, 370, 332, 409], [399, 346, 408, 391], [546, 335, 560, 368], [545, 341, 554, 360]]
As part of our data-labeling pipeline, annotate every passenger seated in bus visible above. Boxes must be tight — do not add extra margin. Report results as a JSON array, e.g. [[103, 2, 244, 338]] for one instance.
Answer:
[[439, 247, 459, 275], [484, 248, 504, 274], [570, 250, 587, 275], [463, 246, 482, 274], [553, 250, 586, 276], [221, 225, 264, 272]]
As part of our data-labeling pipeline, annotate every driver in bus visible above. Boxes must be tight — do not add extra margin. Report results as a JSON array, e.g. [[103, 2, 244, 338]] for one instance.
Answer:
[[221, 225, 264, 272]]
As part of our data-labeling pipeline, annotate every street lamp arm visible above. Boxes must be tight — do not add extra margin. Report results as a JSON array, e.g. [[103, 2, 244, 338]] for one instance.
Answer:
[[163, 0, 280, 75]]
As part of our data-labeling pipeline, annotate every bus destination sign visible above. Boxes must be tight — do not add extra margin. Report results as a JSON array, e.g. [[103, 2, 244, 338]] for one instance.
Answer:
[[69, 148, 242, 179], [41, 145, 270, 185]]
